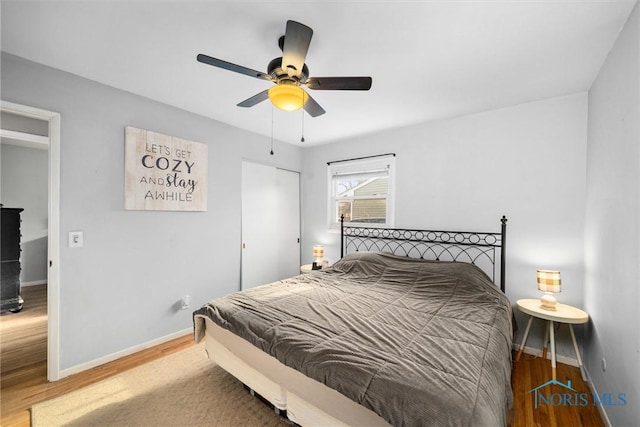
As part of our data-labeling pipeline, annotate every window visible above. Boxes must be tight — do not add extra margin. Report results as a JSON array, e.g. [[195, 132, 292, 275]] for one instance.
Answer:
[[327, 155, 395, 229]]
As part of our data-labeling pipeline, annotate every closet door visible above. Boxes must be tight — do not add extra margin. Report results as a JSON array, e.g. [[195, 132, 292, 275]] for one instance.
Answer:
[[241, 162, 300, 290]]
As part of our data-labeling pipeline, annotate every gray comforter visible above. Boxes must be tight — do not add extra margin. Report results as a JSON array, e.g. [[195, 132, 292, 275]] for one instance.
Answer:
[[194, 252, 513, 427]]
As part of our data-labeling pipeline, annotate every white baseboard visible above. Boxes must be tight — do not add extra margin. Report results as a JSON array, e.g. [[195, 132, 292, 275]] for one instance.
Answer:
[[512, 343, 579, 367], [58, 327, 193, 379], [21, 280, 47, 287], [582, 365, 613, 427]]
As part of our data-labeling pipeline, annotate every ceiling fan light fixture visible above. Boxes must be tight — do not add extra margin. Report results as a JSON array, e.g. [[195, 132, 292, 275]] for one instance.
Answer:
[[268, 84, 307, 112]]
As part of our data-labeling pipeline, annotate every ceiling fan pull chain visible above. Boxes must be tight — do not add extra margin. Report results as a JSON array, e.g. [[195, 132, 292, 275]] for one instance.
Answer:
[[270, 105, 275, 155], [301, 92, 305, 143]]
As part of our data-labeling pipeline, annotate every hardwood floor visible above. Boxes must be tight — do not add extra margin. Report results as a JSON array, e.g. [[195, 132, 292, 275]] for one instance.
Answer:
[[511, 352, 605, 427], [1, 285, 605, 427], [0, 285, 194, 426]]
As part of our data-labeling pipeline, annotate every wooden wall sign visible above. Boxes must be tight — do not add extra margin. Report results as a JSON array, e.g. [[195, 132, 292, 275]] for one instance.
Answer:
[[124, 126, 208, 211]]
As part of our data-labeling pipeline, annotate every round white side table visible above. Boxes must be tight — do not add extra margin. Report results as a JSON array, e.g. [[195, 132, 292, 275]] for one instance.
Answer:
[[300, 264, 314, 274], [515, 298, 589, 381]]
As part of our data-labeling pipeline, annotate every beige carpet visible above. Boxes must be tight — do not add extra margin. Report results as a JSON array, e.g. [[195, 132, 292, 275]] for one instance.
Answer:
[[32, 343, 290, 426]]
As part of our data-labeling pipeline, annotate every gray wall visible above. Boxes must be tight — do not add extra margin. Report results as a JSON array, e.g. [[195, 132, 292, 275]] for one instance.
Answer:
[[1, 52, 302, 370], [585, 2, 639, 425], [1, 143, 49, 284], [301, 93, 588, 359]]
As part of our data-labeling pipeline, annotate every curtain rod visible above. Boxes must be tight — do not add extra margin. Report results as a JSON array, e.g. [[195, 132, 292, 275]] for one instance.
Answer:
[[327, 153, 396, 165]]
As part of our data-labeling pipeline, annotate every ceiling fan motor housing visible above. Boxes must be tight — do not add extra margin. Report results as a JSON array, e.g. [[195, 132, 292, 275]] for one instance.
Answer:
[[268, 57, 309, 85]]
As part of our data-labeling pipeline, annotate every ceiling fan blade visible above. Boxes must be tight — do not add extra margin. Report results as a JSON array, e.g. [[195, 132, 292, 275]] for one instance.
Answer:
[[281, 20, 313, 78], [237, 89, 270, 107], [303, 91, 326, 117], [306, 76, 372, 90], [197, 54, 272, 81]]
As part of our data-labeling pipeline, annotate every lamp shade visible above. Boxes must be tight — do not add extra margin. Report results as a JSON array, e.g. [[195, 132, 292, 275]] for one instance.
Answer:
[[268, 84, 307, 112], [537, 270, 561, 293], [313, 245, 324, 259]]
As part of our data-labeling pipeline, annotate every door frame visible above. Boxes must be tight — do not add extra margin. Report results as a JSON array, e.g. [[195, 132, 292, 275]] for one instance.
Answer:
[[1, 100, 61, 381]]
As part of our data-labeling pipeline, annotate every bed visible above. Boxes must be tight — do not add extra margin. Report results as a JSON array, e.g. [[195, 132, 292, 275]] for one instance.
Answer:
[[193, 216, 513, 426]]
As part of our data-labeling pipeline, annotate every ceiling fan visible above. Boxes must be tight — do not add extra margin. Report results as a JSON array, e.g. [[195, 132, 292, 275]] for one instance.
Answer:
[[197, 20, 372, 117]]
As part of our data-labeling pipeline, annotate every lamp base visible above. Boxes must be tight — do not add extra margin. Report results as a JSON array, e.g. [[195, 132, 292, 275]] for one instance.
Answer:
[[540, 292, 557, 311]]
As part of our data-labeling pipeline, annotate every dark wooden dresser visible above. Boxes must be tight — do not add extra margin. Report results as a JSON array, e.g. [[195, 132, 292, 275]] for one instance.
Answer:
[[1, 206, 24, 313]]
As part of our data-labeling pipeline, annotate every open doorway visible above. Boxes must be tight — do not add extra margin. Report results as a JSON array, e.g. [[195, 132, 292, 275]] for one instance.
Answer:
[[0, 101, 60, 381]]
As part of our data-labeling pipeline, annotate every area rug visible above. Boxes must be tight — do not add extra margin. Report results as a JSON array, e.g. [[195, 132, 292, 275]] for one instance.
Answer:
[[31, 343, 290, 426]]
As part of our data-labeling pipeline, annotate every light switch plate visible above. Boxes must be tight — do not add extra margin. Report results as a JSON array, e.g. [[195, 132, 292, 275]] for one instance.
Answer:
[[68, 231, 84, 248]]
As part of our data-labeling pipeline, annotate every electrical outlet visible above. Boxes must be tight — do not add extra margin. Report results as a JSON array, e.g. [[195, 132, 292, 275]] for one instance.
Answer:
[[180, 295, 191, 310]]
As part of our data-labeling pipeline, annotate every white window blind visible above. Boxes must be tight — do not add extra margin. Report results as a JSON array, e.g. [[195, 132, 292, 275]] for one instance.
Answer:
[[327, 154, 395, 229]]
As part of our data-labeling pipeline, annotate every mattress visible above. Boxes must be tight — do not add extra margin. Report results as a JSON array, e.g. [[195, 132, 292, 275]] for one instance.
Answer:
[[202, 316, 392, 426], [194, 252, 513, 426]]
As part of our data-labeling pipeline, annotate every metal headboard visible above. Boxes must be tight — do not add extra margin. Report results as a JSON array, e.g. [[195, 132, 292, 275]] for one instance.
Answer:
[[340, 215, 508, 292]]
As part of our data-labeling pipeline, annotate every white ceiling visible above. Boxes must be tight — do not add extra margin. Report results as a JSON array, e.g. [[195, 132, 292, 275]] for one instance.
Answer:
[[1, 1, 636, 146]]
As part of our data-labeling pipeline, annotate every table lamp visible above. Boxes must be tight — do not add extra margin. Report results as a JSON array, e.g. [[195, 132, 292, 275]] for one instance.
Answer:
[[537, 269, 561, 311], [312, 245, 324, 270]]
